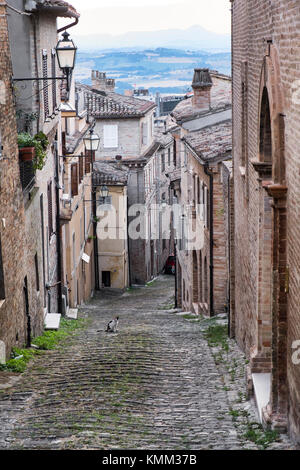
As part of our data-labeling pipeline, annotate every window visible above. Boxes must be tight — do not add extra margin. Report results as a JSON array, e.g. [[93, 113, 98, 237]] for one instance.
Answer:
[[0, 236, 5, 300], [34, 253, 40, 292], [102, 271, 111, 287], [161, 153, 165, 173], [85, 151, 91, 174], [103, 125, 118, 148], [47, 180, 53, 237], [72, 233, 76, 271], [71, 163, 78, 197], [142, 122, 148, 145], [79, 154, 84, 182], [173, 139, 177, 167], [168, 147, 171, 166]]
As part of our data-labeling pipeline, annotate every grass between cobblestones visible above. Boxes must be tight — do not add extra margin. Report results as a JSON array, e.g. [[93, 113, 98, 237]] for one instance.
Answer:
[[161, 309, 286, 450], [200, 318, 282, 450], [0, 317, 89, 374]]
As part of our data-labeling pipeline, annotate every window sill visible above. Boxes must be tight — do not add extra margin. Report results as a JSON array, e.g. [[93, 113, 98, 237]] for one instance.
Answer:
[[0, 299, 5, 309]]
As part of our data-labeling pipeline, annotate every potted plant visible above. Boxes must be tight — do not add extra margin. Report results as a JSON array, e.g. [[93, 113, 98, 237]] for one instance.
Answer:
[[18, 133, 36, 162], [18, 132, 48, 170]]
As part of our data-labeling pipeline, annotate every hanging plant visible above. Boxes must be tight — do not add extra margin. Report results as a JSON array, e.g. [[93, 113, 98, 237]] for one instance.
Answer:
[[18, 132, 48, 171]]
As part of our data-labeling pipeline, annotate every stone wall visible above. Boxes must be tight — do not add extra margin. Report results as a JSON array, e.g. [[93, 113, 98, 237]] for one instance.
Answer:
[[0, 1, 29, 357]]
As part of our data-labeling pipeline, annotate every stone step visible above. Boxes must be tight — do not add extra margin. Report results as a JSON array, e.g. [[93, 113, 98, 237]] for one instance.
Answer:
[[66, 308, 78, 320], [252, 372, 271, 423], [44, 314, 61, 330]]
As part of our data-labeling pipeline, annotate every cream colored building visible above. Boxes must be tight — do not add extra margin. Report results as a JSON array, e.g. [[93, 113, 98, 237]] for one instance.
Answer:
[[60, 80, 95, 308], [93, 161, 129, 290]]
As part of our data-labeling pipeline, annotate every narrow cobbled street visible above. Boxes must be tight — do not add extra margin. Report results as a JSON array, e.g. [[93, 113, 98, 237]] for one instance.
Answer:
[[0, 276, 294, 450]]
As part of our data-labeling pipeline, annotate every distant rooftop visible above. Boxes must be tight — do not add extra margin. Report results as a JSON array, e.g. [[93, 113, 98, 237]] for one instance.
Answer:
[[93, 161, 128, 185], [171, 75, 232, 124], [77, 83, 156, 119], [183, 120, 232, 162]]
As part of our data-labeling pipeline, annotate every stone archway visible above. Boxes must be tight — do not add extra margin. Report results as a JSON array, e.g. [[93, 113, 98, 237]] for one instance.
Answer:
[[252, 45, 288, 431]]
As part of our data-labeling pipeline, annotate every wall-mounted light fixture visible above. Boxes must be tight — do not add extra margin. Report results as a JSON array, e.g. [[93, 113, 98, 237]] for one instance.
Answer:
[[13, 31, 77, 93]]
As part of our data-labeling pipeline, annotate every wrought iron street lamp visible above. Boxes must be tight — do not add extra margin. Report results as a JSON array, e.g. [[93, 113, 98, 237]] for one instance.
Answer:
[[13, 31, 77, 93], [83, 128, 101, 152], [99, 185, 109, 198], [55, 31, 77, 92]]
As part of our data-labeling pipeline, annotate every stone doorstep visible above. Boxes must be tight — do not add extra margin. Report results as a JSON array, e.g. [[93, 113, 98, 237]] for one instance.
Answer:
[[44, 313, 61, 330], [252, 372, 271, 424], [66, 308, 78, 320]]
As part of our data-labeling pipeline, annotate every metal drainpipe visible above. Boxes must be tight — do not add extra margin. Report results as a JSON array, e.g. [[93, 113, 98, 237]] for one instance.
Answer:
[[57, 18, 79, 34], [55, 143, 62, 314], [91, 157, 100, 291], [204, 163, 214, 316], [227, 170, 231, 336]]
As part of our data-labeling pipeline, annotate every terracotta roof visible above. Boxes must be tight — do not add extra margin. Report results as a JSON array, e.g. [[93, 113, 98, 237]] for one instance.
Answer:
[[27, 0, 80, 18], [171, 76, 232, 123], [183, 120, 232, 162], [77, 84, 156, 119], [93, 161, 128, 185], [65, 123, 91, 155]]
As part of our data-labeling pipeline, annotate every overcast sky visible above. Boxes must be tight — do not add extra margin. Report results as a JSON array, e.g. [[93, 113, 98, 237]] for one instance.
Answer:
[[59, 0, 231, 36]]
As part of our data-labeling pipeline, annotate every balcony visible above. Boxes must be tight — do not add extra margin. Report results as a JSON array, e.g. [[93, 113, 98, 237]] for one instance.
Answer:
[[19, 160, 35, 193]]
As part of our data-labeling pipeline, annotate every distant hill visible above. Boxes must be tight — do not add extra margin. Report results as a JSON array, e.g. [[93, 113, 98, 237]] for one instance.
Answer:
[[74, 25, 231, 53], [75, 47, 231, 96]]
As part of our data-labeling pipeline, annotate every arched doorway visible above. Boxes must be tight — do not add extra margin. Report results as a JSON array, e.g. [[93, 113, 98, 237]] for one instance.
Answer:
[[252, 48, 288, 431], [192, 250, 198, 303]]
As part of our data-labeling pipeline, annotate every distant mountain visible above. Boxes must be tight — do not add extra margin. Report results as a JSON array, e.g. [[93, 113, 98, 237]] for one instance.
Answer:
[[74, 25, 231, 53]]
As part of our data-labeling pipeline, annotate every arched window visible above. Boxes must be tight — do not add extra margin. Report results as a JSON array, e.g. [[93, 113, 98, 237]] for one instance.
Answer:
[[192, 251, 198, 302], [199, 251, 202, 302], [259, 87, 272, 163], [204, 256, 208, 304]]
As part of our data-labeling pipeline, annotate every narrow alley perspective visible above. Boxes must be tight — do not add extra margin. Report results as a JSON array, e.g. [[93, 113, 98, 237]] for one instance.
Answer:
[[0, 277, 294, 450]]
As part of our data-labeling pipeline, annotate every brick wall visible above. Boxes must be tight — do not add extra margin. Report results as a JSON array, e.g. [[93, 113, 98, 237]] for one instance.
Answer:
[[232, 0, 300, 443]]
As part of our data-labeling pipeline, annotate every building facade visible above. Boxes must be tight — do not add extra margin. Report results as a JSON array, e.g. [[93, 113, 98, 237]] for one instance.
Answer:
[[231, 0, 300, 443], [0, 0, 29, 360], [166, 68, 232, 316], [93, 161, 129, 290]]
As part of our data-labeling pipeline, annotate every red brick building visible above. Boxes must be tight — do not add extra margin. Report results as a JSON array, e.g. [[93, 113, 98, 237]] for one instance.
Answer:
[[167, 69, 232, 315], [231, 0, 300, 443]]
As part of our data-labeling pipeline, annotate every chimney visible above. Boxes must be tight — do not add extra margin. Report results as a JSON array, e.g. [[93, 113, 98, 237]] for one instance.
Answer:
[[192, 68, 213, 110], [106, 79, 115, 92], [91, 71, 115, 92], [115, 154, 122, 168]]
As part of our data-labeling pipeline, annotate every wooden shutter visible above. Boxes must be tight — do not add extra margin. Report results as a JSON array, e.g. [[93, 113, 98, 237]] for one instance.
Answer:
[[142, 122, 148, 145], [204, 185, 208, 227], [79, 154, 84, 182], [42, 50, 49, 121], [51, 49, 57, 112], [103, 125, 118, 148], [85, 151, 91, 174], [71, 163, 78, 196], [47, 181, 53, 237]]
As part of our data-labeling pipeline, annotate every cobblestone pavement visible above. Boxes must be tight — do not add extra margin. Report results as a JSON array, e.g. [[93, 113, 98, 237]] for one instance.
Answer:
[[0, 276, 295, 450]]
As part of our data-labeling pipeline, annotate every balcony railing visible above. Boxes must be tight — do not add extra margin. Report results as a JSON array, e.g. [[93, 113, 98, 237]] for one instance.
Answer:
[[19, 160, 35, 193]]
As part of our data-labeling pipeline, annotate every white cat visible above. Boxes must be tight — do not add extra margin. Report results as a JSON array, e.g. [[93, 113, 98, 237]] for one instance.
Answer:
[[106, 316, 119, 333]]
